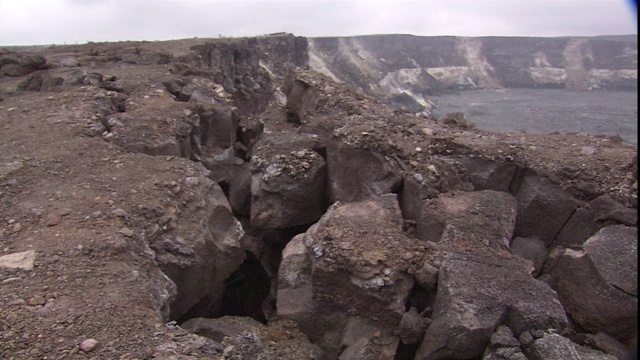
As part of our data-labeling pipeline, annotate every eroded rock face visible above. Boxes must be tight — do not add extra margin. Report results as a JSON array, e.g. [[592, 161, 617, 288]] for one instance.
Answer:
[[523, 333, 581, 360], [552, 225, 638, 340], [513, 171, 582, 244], [555, 194, 638, 248], [0, 52, 47, 77], [144, 168, 246, 320], [277, 195, 424, 357], [249, 132, 327, 229], [327, 142, 403, 203], [415, 190, 517, 249], [510, 235, 548, 277], [415, 254, 568, 360], [0, 37, 636, 360], [107, 98, 202, 160], [309, 35, 637, 114], [455, 157, 518, 192]]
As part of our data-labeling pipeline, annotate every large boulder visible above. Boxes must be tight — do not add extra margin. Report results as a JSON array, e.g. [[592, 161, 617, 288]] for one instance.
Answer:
[[455, 157, 518, 192], [523, 333, 580, 360], [338, 317, 399, 360], [16, 70, 63, 91], [277, 195, 424, 357], [196, 104, 238, 150], [415, 190, 517, 250], [107, 98, 201, 160], [249, 132, 327, 229], [554, 194, 637, 248], [552, 225, 638, 340], [286, 79, 323, 124], [415, 253, 567, 360], [482, 325, 526, 360], [510, 235, 548, 277], [0, 53, 47, 77], [202, 149, 251, 216], [326, 141, 403, 203], [513, 171, 582, 245], [145, 169, 246, 319]]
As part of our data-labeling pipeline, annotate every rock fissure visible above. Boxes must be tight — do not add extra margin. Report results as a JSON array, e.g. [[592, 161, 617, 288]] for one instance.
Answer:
[[0, 34, 636, 359]]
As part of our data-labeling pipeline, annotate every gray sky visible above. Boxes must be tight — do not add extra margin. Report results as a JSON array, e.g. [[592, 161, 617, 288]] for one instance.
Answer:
[[0, 0, 637, 46]]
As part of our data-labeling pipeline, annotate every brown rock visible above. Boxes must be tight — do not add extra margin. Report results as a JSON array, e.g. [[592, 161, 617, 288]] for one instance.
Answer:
[[44, 212, 61, 227]]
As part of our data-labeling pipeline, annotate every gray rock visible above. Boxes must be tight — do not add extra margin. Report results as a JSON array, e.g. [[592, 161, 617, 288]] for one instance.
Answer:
[[286, 79, 322, 123], [226, 163, 252, 216], [415, 254, 567, 360], [0, 250, 37, 270], [552, 226, 638, 340], [554, 206, 607, 248], [398, 307, 427, 345], [250, 148, 327, 229], [339, 317, 398, 360], [159, 76, 185, 97], [590, 194, 638, 226], [414, 261, 439, 292], [58, 57, 81, 67], [151, 175, 245, 319], [584, 225, 638, 296], [518, 331, 534, 347], [415, 190, 517, 250], [574, 344, 618, 360], [400, 174, 433, 222], [16, 71, 63, 92], [326, 141, 402, 203], [483, 345, 524, 360], [513, 171, 581, 244], [0, 53, 46, 77], [79, 338, 100, 353], [108, 105, 201, 159], [180, 316, 263, 342], [220, 331, 270, 359], [198, 104, 238, 150], [510, 235, 548, 277], [523, 333, 580, 360], [456, 157, 518, 192], [277, 196, 420, 357], [489, 325, 520, 348], [64, 69, 90, 85], [584, 332, 634, 360], [555, 195, 637, 247]]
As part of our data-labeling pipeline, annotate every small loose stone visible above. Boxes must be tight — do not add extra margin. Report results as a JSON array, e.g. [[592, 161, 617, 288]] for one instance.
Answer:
[[80, 338, 100, 352], [112, 208, 127, 217], [45, 213, 61, 227]]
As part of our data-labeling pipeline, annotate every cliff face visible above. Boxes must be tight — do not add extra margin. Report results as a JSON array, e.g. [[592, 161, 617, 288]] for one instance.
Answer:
[[308, 35, 638, 112]]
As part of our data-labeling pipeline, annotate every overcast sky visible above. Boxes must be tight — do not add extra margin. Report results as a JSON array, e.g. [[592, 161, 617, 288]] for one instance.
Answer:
[[0, 0, 637, 46]]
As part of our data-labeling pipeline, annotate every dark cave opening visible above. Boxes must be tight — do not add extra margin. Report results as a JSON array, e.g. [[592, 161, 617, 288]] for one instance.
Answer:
[[174, 251, 274, 325], [213, 251, 273, 324], [394, 341, 420, 360]]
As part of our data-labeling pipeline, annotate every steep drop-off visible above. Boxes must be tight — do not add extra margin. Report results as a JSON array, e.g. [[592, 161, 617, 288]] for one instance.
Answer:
[[308, 34, 638, 112]]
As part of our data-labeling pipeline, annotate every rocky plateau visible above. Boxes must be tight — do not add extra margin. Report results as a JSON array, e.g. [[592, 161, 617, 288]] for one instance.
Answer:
[[0, 33, 637, 360]]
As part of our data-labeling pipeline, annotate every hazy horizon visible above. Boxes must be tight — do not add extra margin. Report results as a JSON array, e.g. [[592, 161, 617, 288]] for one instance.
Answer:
[[1, 0, 637, 46]]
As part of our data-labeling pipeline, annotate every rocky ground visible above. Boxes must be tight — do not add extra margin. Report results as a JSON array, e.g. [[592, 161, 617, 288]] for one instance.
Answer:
[[0, 36, 637, 360]]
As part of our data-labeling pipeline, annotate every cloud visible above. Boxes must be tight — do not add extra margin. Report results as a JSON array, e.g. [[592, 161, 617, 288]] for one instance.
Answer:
[[0, 0, 636, 45]]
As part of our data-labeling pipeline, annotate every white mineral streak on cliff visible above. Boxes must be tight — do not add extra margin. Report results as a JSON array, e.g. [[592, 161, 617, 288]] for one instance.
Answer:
[[529, 67, 567, 84], [426, 66, 471, 86], [455, 37, 503, 89], [585, 69, 638, 90], [338, 37, 384, 93], [562, 38, 591, 90], [308, 35, 636, 104], [307, 40, 342, 83]]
